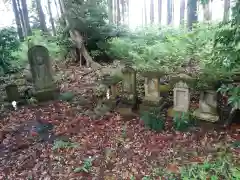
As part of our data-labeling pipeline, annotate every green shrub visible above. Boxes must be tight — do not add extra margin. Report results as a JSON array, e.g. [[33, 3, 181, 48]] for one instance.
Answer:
[[0, 27, 20, 73], [140, 110, 165, 132], [173, 112, 191, 132]]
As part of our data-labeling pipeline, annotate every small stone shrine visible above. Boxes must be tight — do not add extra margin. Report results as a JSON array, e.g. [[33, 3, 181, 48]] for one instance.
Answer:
[[121, 65, 137, 103], [140, 71, 164, 110], [193, 90, 219, 122], [28, 45, 59, 101]]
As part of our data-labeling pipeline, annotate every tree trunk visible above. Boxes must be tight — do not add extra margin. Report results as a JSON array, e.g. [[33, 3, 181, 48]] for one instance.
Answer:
[[47, 0, 56, 35], [126, 0, 129, 25], [167, 0, 173, 25], [150, 0, 154, 24], [108, 0, 113, 23], [116, 0, 121, 25], [12, 0, 24, 41], [121, 0, 125, 24], [59, 0, 101, 69], [158, 0, 162, 24], [180, 0, 185, 25], [35, 0, 48, 32], [223, 0, 230, 23], [58, 0, 64, 15], [187, 0, 197, 30], [144, 0, 147, 25], [203, 1, 212, 21], [16, 0, 26, 36], [53, 0, 60, 19], [21, 0, 32, 36]]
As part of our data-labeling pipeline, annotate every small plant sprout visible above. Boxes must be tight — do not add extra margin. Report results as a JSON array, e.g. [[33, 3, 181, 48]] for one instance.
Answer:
[[11, 101, 17, 110]]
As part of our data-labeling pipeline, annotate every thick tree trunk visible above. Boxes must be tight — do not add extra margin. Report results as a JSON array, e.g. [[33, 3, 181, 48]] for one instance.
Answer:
[[35, 0, 48, 32], [158, 0, 162, 24], [187, 0, 198, 30], [167, 0, 173, 25], [180, 0, 185, 25], [21, 0, 32, 36], [59, 0, 101, 69], [150, 0, 154, 24], [203, 2, 212, 21], [223, 0, 230, 23], [12, 0, 24, 41], [47, 0, 56, 35], [108, 0, 113, 23]]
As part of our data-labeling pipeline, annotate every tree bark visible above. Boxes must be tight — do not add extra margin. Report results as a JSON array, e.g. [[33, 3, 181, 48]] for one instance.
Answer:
[[158, 0, 162, 24], [12, 0, 24, 41], [116, 0, 121, 25], [53, 0, 60, 19], [16, 0, 26, 36], [223, 0, 230, 23], [35, 0, 48, 32], [180, 0, 185, 25], [121, 0, 125, 24], [187, 0, 197, 30], [108, 0, 113, 23], [58, 0, 64, 15], [203, 1, 212, 21], [47, 0, 56, 35], [144, 0, 147, 25], [21, 0, 32, 36], [150, 0, 154, 24], [167, 0, 173, 25]]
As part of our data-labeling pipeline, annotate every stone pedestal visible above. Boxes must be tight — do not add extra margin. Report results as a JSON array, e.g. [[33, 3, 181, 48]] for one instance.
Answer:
[[193, 90, 219, 122]]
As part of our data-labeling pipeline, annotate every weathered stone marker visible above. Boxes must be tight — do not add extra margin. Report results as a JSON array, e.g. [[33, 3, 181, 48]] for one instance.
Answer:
[[193, 90, 219, 122], [28, 45, 58, 101], [173, 81, 190, 112], [5, 84, 20, 102]]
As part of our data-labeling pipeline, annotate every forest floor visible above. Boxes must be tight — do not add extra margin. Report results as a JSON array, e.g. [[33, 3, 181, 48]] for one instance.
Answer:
[[0, 63, 239, 180]]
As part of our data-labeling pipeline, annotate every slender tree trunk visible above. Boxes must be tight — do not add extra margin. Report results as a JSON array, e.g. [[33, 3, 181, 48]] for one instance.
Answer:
[[53, 0, 60, 19], [116, 0, 121, 25], [150, 0, 154, 24], [58, 0, 64, 16], [126, 0, 129, 25], [12, 0, 24, 41], [167, 0, 173, 25], [21, 0, 32, 36], [180, 0, 185, 25], [47, 0, 56, 35], [223, 0, 230, 23], [144, 0, 147, 25], [108, 0, 113, 23], [35, 0, 48, 32], [121, 0, 125, 24], [158, 0, 162, 24], [187, 0, 198, 30], [203, 1, 212, 21], [16, 0, 26, 36]]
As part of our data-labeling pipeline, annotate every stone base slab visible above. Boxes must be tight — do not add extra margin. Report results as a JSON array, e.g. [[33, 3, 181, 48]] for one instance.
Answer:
[[193, 109, 219, 122]]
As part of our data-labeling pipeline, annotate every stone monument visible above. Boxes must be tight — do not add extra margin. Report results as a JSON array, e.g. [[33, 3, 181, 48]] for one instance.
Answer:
[[28, 45, 58, 101], [173, 81, 190, 113], [193, 90, 219, 122]]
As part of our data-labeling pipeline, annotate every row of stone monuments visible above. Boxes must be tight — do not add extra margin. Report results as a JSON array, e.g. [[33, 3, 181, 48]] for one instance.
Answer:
[[105, 66, 219, 122]]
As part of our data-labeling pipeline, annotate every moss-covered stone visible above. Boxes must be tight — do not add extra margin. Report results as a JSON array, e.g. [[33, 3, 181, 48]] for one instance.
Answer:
[[34, 88, 60, 102], [58, 92, 75, 102]]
